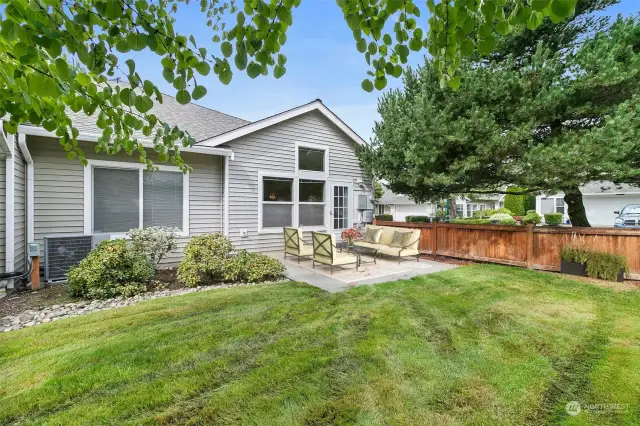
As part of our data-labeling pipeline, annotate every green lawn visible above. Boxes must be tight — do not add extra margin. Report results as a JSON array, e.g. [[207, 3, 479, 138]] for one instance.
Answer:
[[1, 265, 639, 425]]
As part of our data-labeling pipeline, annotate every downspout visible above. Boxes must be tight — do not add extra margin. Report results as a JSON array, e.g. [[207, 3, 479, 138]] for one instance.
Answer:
[[223, 154, 230, 237], [17, 134, 33, 244], [3, 131, 14, 287]]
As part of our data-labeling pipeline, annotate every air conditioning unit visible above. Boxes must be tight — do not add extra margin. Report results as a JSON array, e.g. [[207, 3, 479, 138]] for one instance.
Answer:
[[44, 234, 111, 282]]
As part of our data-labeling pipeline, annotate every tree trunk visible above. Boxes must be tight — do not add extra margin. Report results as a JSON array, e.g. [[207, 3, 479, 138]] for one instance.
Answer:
[[563, 187, 591, 227]]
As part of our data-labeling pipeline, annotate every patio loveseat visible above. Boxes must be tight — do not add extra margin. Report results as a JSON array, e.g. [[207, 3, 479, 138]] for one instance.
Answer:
[[354, 225, 421, 263]]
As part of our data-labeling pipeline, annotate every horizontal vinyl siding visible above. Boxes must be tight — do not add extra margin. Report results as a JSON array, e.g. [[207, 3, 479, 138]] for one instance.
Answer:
[[227, 110, 368, 252], [0, 155, 5, 273], [14, 143, 26, 272], [28, 136, 223, 267]]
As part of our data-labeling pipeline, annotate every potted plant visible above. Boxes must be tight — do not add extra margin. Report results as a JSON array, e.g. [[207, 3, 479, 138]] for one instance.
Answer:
[[560, 235, 628, 281], [341, 228, 361, 248]]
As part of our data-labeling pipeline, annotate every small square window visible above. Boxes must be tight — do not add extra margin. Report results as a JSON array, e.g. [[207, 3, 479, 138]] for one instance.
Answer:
[[298, 147, 325, 172]]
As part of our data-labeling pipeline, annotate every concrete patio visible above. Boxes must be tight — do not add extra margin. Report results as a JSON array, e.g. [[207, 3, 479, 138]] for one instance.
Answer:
[[268, 251, 457, 293]]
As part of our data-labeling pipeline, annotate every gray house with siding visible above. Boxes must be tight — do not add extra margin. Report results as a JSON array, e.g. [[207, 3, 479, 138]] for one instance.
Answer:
[[0, 96, 371, 288]]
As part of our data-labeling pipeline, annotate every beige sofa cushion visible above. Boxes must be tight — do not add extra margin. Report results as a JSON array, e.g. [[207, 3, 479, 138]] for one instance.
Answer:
[[390, 230, 412, 248], [378, 226, 397, 246], [363, 226, 382, 244]]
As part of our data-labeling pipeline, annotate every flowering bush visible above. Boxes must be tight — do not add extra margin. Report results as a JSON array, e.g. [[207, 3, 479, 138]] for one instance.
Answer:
[[127, 227, 179, 269], [341, 228, 361, 244]]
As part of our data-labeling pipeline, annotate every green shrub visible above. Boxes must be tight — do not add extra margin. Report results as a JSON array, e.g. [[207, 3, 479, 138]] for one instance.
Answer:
[[544, 213, 563, 226], [586, 252, 628, 281], [451, 218, 492, 225], [489, 213, 514, 222], [223, 250, 285, 283], [472, 207, 512, 219], [522, 211, 542, 225], [561, 247, 628, 281], [405, 215, 430, 223], [67, 239, 153, 299], [499, 218, 518, 225], [504, 187, 535, 216], [178, 234, 233, 287], [375, 214, 393, 221]]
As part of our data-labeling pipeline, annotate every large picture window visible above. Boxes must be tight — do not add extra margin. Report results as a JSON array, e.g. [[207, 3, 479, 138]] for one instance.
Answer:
[[261, 177, 294, 229], [89, 162, 188, 234]]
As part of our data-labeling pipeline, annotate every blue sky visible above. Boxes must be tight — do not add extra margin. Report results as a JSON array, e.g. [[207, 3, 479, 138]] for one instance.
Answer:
[[131, 0, 638, 142]]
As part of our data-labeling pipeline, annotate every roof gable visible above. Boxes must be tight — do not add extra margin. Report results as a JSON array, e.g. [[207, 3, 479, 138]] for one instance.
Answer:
[[196, 100, 366, 148]]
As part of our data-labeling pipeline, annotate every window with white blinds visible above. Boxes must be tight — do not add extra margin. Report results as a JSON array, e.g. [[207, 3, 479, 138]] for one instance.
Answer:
[[93, 168, 140, 233], [91, 165, 186, 234], [143, 171, 183, 228]]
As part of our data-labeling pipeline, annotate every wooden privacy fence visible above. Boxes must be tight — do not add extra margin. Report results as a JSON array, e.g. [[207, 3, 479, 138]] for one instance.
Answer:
[[375, 220, 640, 279]]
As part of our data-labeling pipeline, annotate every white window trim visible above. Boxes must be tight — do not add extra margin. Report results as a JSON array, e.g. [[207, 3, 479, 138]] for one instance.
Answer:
[[295, 142, 329, 180], [83, 159, 190, 236], [330, 180, 354, 232], [298, 178, 328, 230], [258, 171, 297, 234]]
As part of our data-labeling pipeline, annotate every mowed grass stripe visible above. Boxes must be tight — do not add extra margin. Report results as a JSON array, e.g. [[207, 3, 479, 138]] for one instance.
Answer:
[[1, 265, 639, 425]]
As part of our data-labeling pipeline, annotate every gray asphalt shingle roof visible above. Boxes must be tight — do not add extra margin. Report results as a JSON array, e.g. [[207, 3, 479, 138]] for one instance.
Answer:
[[581, 181, 640, 194], [23, 84, 250, 142]]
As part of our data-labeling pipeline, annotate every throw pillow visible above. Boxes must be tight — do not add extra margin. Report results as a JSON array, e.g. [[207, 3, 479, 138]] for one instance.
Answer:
[[390, 230, 411, 248], [363, 227, 382, 244]]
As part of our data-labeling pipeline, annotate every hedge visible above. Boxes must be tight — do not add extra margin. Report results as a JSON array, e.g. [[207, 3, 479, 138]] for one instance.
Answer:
[[375, 214, 393, 221], [405, 215, 430, 223]]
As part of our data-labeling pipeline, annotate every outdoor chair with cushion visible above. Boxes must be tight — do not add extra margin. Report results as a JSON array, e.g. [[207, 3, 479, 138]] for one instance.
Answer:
[[283, 227, 313, 263], [311, 231, 359, 274]]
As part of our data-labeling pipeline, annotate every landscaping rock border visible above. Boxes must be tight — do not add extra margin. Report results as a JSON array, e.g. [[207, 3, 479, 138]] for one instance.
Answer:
[[1, 280, 288, 333]]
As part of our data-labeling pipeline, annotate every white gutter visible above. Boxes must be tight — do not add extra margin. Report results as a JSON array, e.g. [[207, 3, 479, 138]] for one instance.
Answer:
[[17, 133, 34, 244], [17, 125, 235, 158]]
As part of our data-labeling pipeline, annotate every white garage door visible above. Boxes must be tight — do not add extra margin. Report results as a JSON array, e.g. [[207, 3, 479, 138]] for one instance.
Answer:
[[584, 195, 640, 226], [394, 204, 431, 221]]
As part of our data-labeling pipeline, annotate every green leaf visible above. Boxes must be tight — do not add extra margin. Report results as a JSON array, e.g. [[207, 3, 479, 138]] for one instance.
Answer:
[[374, 76, 387, 90], [55, 58, 69, 79], [195, 61, 211, 76], [135, 95, 153, 113], [234, 52, 248, 71], [448, 75, 461, 91], [460, 39, 475, 56], [125, 59, 136, 75], [161, 57, 175, 70], [496, 21, 511, 36], [104, 0, 123, 19], [219, 69, 233, 85], [192, 85, 207, 100], [119, 88, 136, 106], [221, 42, 233, 58], [277, 54, 287, 66], [247, 62, 262, 79], [1, 20, 19, 41], [531, 0, 551, 12], [356, 38, 367, 53], [28, 74, 60, 97], [361, 79, 374, 92], [527, 11, 544, 30], [550, 0, 577, 19], [383, 34, 392, 45], [274, 65, 286, 79], [173, 76, 186, 90], [162, 68, 175, 83], [176, 90, 191, 105], [127, 33, 147, 51], [478, 36, 495, 56], [75, 73, 91, 87]]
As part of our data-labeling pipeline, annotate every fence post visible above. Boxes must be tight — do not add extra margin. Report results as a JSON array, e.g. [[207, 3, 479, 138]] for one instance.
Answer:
[[432, 222, 438, 256], [526, 223, 534, 269]]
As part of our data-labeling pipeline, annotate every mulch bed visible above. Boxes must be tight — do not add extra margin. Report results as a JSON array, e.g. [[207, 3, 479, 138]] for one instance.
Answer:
[[1, 268, 187, 317], [0, 285, 75, 318], [419, 254, 474, 266]]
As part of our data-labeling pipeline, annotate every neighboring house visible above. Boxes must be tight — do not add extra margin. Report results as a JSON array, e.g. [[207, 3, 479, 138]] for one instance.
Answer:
[[376, 187, 504, 220], [375, 187, 436, 220], [0, 96, 371, 286], [536, 182, 640, 226]]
